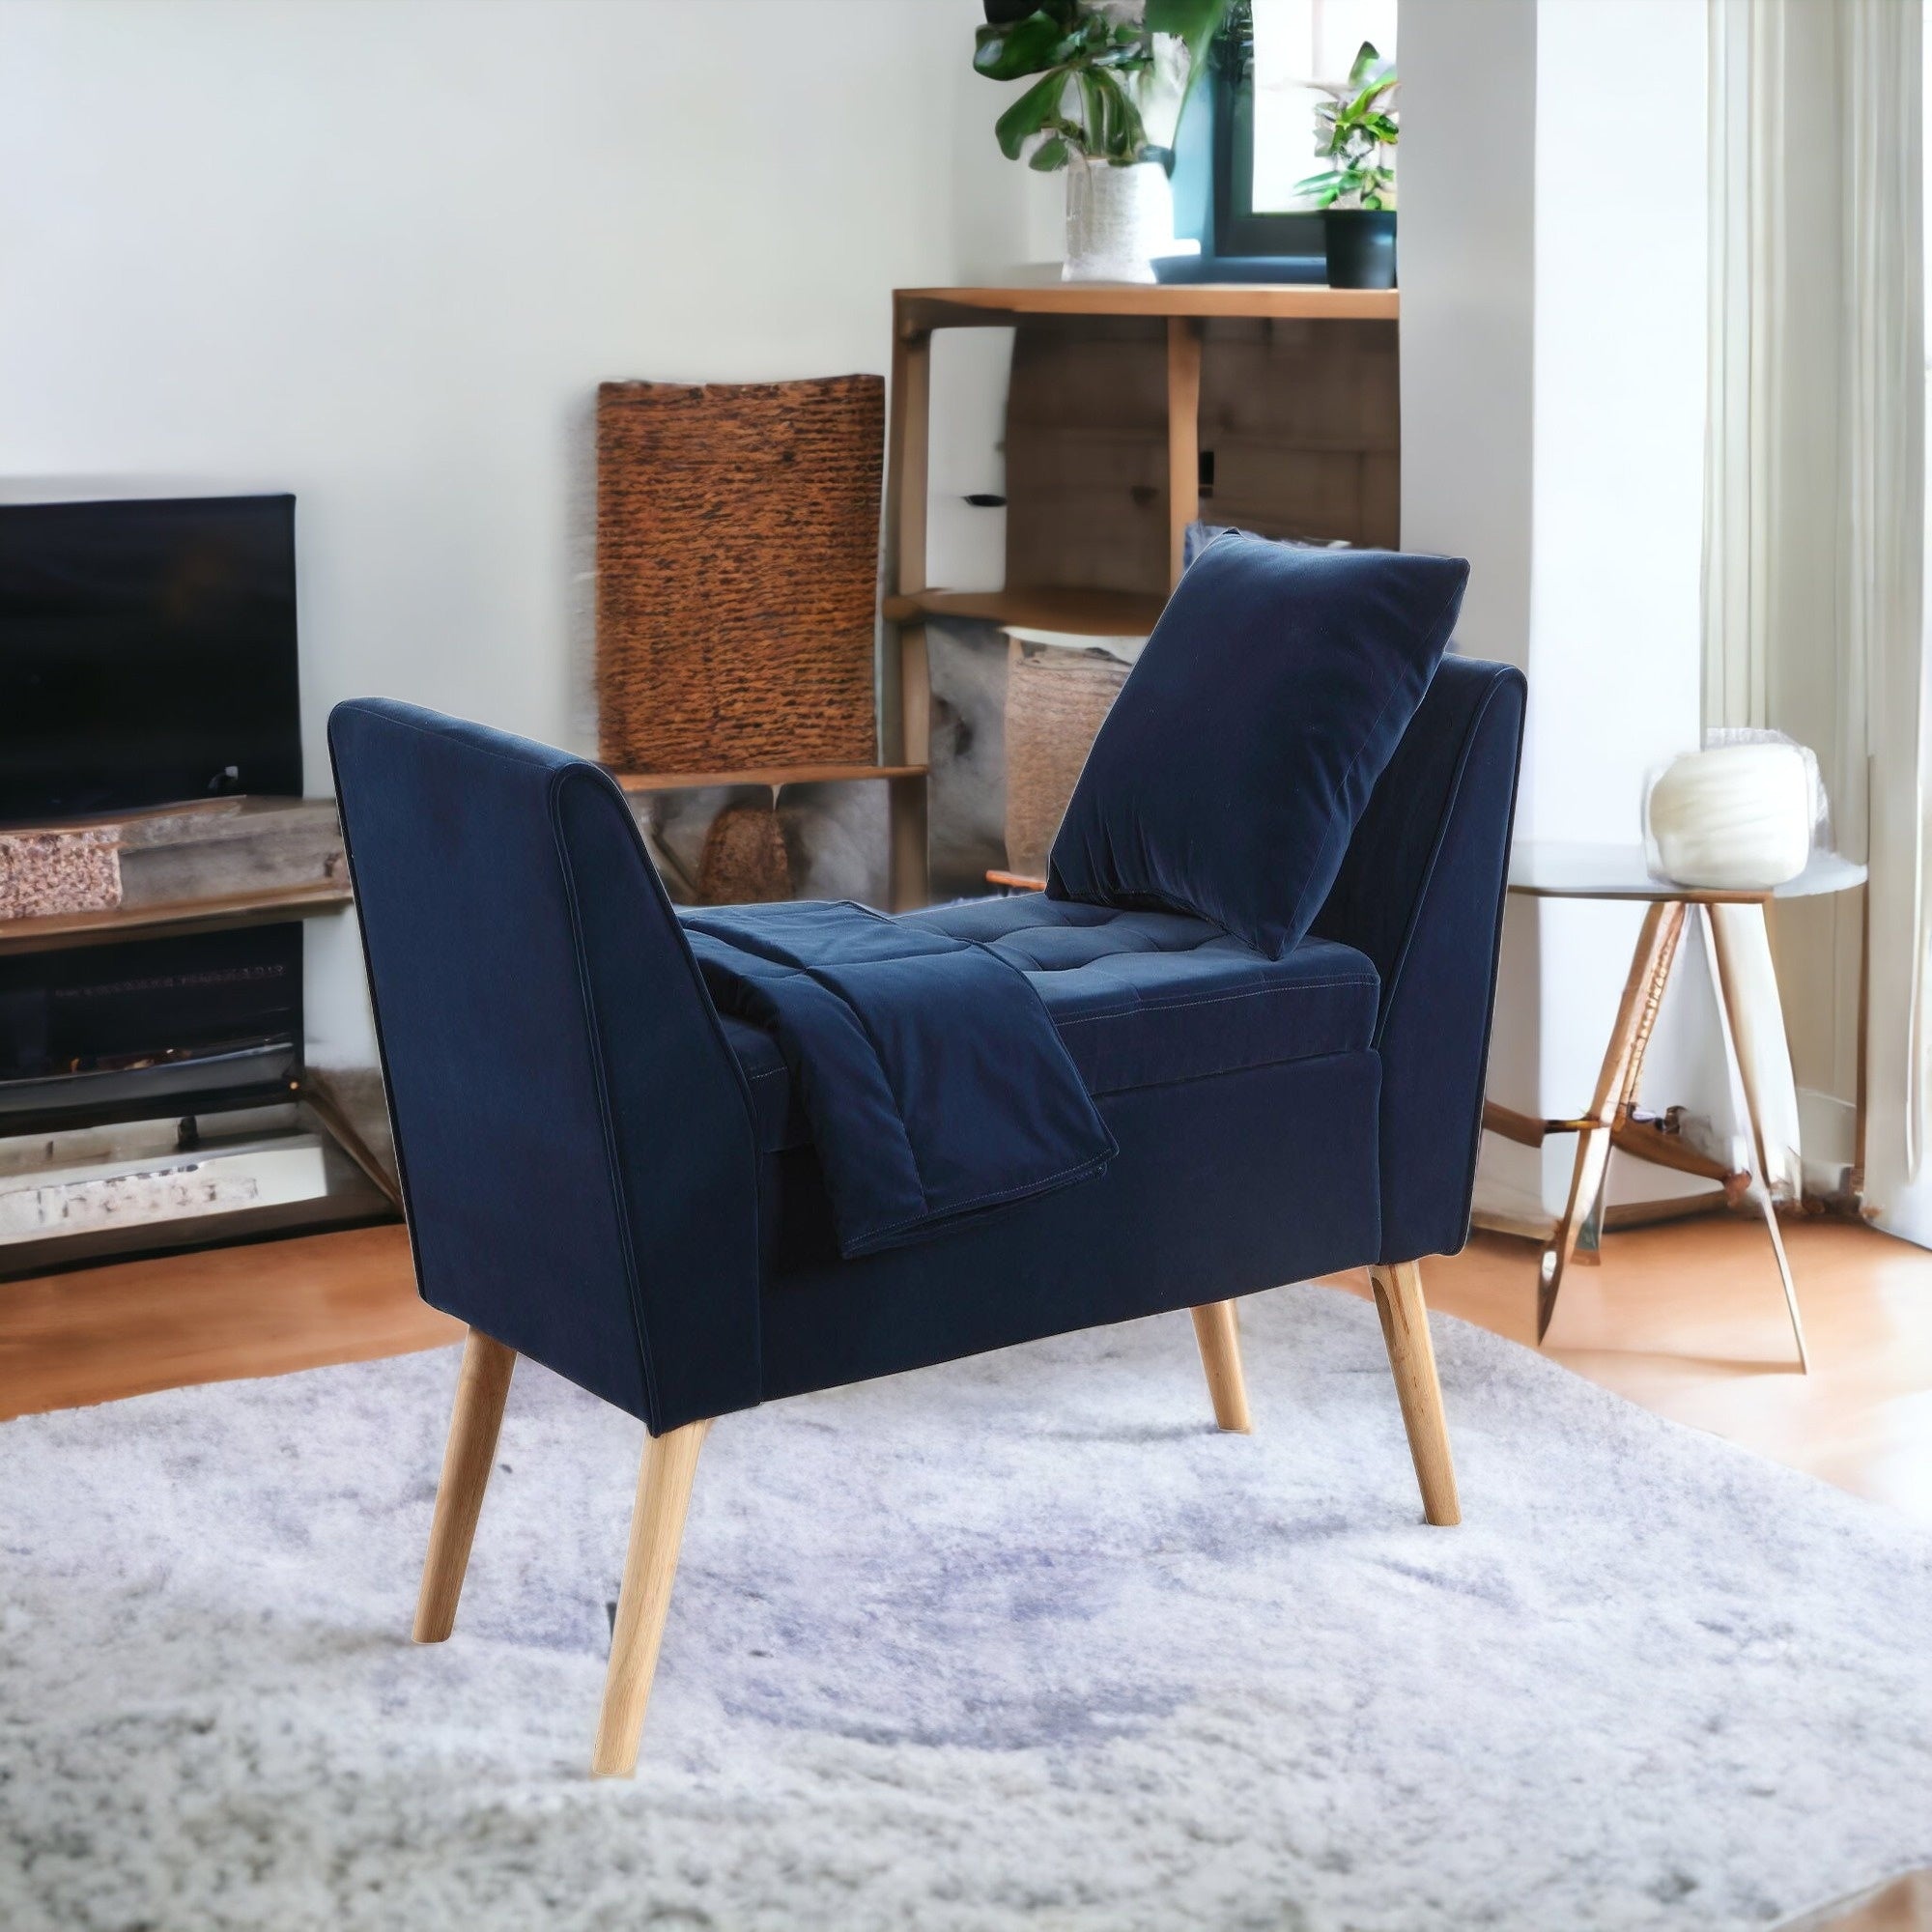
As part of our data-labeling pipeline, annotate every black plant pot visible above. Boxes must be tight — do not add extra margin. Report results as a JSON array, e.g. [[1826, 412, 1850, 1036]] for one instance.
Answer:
[[1324, 211, 1398, 290]]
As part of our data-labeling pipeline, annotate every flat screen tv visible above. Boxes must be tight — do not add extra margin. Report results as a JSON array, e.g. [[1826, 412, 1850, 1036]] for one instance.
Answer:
[[0, 493, 300, 822]]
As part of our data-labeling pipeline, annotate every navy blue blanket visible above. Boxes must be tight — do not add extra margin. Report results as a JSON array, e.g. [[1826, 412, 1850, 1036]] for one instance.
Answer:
[[681, 901, 1117, 1257]]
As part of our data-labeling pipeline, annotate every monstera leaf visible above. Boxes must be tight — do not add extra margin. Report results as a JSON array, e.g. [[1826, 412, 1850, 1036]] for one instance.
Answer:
[[974, 0, 1228, 169], [974, 2, 1081, 81], [1146, 0, 1231, 126]]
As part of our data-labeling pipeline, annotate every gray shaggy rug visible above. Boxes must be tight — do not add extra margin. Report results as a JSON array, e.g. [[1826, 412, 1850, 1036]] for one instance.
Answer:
[[2, 1280, 1928, 1931]]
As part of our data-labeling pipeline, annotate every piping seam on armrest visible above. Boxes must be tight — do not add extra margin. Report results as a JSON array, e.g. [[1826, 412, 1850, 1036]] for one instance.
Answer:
[[549, 764, 667, 1431], [1369, 668, 1520, 1053], [549, 762, 769, 1433]]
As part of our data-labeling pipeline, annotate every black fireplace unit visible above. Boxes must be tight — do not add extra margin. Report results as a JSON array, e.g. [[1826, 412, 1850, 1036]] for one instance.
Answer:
[[0, 925, 303, 1132], [0, 494, 304, 1130]]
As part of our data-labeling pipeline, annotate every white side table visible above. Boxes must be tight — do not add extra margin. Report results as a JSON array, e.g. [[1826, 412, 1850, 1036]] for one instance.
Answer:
[[1497, 842, 1867, 1373]]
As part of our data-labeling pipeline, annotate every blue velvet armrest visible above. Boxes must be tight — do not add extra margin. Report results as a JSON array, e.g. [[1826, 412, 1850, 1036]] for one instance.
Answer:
[[1308, 656, 1527, 1263], [329, 700, 764, 1435]]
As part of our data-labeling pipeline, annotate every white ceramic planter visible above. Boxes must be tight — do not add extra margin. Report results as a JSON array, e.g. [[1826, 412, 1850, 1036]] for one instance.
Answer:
[[1063, 159, 1174, 284]]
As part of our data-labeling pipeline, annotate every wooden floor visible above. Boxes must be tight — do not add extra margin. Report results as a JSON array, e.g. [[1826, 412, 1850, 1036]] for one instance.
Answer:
[[1783, 1870, 1932, 1932], [1374, 1212, 1932, 1528], [6, 1208, 1931, 1524], [0, 1224, 457, 1421], [1, 1210, 1927, 1928]]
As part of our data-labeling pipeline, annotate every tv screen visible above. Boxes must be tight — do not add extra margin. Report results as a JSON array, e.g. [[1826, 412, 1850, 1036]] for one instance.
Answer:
[[0, 494, 300, 821]]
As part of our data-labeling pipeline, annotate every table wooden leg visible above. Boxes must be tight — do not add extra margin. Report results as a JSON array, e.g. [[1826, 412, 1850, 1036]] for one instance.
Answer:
[[1574, 1168, 1608, 1264], [1700, 905, 1810, 1373], [1538, 901, 1687, 1342]]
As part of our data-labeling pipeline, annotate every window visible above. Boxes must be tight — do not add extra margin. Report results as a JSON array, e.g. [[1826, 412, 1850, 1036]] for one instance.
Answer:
[[1212, 0, 1398, 259]]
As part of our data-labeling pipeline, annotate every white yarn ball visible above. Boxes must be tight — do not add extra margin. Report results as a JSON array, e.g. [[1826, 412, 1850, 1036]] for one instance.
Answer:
[[1645, 743, 1811, 889]]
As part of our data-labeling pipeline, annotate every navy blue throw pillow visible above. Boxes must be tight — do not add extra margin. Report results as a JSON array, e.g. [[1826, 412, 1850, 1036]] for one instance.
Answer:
[[1045, 536, 1469, 959]]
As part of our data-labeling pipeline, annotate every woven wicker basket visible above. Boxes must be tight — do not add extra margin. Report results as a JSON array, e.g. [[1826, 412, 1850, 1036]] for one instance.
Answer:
[[696, 800, 793, 904], [596, 376, 884, 773], [1003, 640, 1129, 878]]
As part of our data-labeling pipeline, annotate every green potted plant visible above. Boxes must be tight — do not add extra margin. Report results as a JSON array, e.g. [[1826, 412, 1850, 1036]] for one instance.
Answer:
[[1294, 41, 1398, 289], [975, 0, 1228, 282]]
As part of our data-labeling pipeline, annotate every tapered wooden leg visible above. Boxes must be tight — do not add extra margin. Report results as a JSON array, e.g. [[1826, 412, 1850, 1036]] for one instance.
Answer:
[[1539, 901, 1687, 1341], [592, 1418, 710, 1778], [1189, 1301, 1252, 1433], [1368, 1262, 1462, 1526], [1701, 905, 1811, 1372], [413, 1328, 518, 1643]]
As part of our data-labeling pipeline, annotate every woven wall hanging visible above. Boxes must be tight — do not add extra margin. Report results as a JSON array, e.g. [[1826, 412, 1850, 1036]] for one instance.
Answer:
[[596, 375, 885, 775]]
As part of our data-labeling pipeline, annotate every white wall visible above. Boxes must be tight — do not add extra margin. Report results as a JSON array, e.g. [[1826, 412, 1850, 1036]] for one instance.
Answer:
[[1402, 0, 1720, 1222], [1396, 0, 1537, 686], [1398, 0, 1544, 1214], [1530, 0, 1707, 851], [5, 0, 1728, 1194], [1528, 0, 1721, 1212], [0, 0, 1030, 1062]]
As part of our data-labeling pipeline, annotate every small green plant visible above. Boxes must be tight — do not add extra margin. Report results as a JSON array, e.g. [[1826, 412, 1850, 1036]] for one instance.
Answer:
[[974, 0, 1230, 172], [1293, 41, 1398, 210]]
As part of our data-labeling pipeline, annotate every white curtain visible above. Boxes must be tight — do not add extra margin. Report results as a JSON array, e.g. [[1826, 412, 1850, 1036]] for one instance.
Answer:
[[1844, 0, 1927, 1221], [1703, 0, 1780, 734], [1847, 0, 1929, 1223], [1704, 0, 1926, 1228]]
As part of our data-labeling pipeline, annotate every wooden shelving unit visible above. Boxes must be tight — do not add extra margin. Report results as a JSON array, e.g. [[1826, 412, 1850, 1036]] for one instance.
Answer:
[[0, 797, 384, 1277], [881, 587, 1166, 637], [894, 283, 1400, 327], [0, 879, 351, 956], [613, 763, 923, 795], [881, 282, 1401, 781], [1, 798, 353, 955]]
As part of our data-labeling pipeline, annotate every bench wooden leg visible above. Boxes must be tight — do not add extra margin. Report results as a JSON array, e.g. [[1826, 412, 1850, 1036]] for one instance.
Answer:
[[592, 1418, 710, 1778], [1367, 1262, 1462, 1526], [1190, 1300, 1253, 1433], [413, 1328, 518, 1643]]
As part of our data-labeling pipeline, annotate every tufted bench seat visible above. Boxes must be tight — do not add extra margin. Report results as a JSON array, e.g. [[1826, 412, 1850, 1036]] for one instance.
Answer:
[[328, 531, 1525, 1778], [706, 895, 1381, 1155]]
